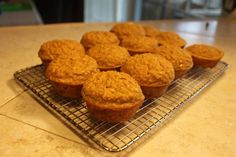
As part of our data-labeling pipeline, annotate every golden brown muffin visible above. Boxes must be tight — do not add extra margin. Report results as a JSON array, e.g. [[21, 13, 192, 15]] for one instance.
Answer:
[[186, 44, 224, 68], [143, 25, 160, 37], [121, 53, 175, 98], [87, 44, 130, 71], [82, 71, 144, 123], [110, 22, 145, 40], [38, 39, 85, 67], [46, 54, 98, 98], [155, 31, 186, 48], [150, 45, 193, 79], [80, 31, 119, 50], [120, 35, 158, 56]]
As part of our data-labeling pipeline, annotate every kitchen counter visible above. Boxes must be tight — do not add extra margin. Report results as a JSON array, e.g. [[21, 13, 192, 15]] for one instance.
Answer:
[[0, 19, 235, 157]]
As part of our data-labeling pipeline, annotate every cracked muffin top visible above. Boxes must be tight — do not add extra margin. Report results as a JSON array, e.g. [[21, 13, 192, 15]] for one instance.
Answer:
[[186, 44, 224, 60], [155, 31, 186, 48], [110, 22, 145, 39], [120, 35, 158, 54], [143, 25, 160, 37], [150, 45, 193, 71], [46, 54, 98, 85], [121, 53, 175, 87], [80, 31, 119, 49], [38, 39, 85, 61], [82, 71, 144, 106], [87, 44, 130, 69]]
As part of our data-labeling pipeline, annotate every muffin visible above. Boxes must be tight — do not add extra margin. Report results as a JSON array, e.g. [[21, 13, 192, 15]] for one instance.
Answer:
[[38, 39, 85, 67], [186, 44, 224, 68], [155, 31, 187, 48], [87, 44, 130, 71], [80, 31, 119, 50], [110, 22, 145, 40], [143, 25, 160, 37], [150, 45, 193, 79], [46, 54, 98, 98], [120, 35, 158, 56], [121, 53, 175, 98], [82, 71, 145, 123]]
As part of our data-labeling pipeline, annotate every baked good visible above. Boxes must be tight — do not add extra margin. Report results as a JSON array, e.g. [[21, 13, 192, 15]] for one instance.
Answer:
[[155, 31, 186, 48], [46, 54, 98, 98], [87, 44, 130, 71], [38, 39, 85, 67], [80, 31, 119, 50], [186, 44, 224, 68], [82, 71, 144, 123], [150, 45, 193, 79], [120, 35, 158, 56], [110, 22, 145, 40], [121, 53, 175, 98], [143, 25, 160, 37]]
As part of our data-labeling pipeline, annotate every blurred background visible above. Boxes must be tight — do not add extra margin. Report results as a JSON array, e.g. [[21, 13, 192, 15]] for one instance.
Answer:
[[0, 0, 235, 26]]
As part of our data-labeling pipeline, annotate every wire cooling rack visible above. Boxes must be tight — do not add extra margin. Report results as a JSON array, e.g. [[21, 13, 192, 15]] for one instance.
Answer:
[[14, 61, 228, 152]]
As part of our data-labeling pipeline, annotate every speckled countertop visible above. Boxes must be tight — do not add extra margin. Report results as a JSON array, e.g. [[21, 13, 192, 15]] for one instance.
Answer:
[[0, 19, 235, 157]]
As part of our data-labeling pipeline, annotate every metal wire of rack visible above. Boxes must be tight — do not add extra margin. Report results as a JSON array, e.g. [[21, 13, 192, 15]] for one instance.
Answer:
[[13, 61, 228, 152]]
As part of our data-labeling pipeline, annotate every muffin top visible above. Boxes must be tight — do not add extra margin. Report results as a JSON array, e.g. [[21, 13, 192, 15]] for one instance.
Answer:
[[120, 35, 158, 54], [143, 25, 160, 37], [46, 54, 98, 85], [155, 32, 186, 48], [87, 44, 130, 69], [110, 22, 145, 39], [80, 31, 119, 49], [121, 53, 175, 86], [38, 39, 85, 61], [151, 45, 193, 71], [186, 44, 224, 60], [82, 71, 144, 107]]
